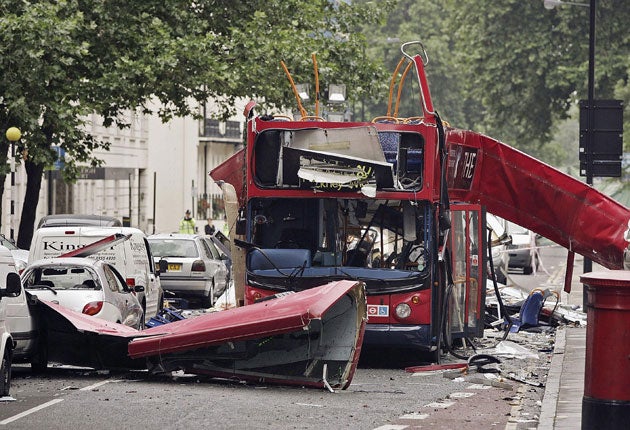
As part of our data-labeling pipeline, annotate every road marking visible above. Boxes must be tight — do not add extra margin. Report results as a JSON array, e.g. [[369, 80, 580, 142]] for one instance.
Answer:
[[424, 400, 455, 409], [449, 391, 476, 399], [294, 403, 323, 407], [399, 412, 429, 419], [372, 426, 408, 430], [79, 379, 123, 391], [0, 398, 64, 425]]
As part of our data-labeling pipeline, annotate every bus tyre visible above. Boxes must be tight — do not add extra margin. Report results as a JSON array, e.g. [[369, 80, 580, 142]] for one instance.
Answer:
[[1, 345, 12, 396]]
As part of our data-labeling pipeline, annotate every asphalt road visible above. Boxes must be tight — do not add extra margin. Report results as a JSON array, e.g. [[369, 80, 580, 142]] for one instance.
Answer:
[[0, 244, 574, 429]]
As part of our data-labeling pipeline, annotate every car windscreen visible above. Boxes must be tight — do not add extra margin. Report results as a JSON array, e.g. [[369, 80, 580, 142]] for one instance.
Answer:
[[24, 266, 100, 290], [148, 239, 199, 258]]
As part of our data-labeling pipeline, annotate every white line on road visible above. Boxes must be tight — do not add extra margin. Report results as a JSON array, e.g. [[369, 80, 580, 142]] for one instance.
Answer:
[[0, 378, 123, 425], [0, 398, 64, 425], [79, 379, 123, 391]]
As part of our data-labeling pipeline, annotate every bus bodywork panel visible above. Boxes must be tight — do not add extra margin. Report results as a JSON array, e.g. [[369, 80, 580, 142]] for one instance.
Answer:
[[32, 280, 367, 389], [446, 128, 629, 269]]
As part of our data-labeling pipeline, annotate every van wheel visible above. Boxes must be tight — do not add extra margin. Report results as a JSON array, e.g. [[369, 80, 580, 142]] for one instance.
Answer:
[[1, 345, 12, 396], [140, 300, 147, 329]]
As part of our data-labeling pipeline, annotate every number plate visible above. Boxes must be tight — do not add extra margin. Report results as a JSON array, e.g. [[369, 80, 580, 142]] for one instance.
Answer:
[[167, 263, 181, 272]]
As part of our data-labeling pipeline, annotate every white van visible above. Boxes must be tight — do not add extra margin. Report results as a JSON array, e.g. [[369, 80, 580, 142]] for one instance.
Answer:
[[0, 246, 31, 395], [29, 227, 164, 320]]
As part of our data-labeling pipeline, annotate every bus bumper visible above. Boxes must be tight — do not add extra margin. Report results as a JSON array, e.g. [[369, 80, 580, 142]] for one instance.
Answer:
[[363, 323, 433, 350]]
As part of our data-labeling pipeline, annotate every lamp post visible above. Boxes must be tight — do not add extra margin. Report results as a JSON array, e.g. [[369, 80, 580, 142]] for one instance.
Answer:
[[5, 127, 21, 241]]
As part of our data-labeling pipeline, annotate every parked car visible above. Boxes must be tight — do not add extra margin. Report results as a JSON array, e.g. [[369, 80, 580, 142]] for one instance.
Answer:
[[506, 222, 538, 275], [148, 234, 230, 307], [22, 258, 145, 329], [0, 235, 28, 274], [29, 226, 163, 319], [487, 214, 508, 284], [0, 257, 25, 395]]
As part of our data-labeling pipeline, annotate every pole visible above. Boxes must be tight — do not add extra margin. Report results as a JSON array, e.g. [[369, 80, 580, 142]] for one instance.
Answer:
[[583, 0, 596, 281], [10, 141, 15, 241], [152, 171, 156, 234], [5, 127, 21, 242], [128, 173, 132, 227]]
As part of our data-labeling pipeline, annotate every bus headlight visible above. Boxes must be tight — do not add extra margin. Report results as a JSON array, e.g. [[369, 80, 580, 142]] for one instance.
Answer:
[[395, 303, 412, 319]]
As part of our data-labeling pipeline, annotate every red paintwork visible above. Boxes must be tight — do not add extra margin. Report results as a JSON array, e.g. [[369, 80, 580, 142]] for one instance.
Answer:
[[581, 271, 630, 401], [129, 280, 363, 356], [211, 126, 629, 270], [38, 299, 140, 336], [34, 280, 366, 389], [446, 129, 630, 269], [57, 233, 131, 258]]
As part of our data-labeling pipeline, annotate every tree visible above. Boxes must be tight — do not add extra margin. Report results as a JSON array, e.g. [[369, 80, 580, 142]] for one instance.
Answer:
[[361, 0, 628, 166], [0, 0, 395, 248]]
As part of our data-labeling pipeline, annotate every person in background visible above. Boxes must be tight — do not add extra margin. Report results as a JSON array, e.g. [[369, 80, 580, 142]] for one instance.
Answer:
[[205, 218, 216, 235], [179, 209, 196, 234]]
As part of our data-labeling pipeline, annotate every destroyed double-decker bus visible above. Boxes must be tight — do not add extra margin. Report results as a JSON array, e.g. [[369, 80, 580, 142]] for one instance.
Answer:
[[212, 42, 486, 359]]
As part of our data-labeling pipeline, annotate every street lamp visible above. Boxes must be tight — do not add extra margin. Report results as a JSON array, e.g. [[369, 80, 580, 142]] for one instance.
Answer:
[[5, 127, 21, 241]]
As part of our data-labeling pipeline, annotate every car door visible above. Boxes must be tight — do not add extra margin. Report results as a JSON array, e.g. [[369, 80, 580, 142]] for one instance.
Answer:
[[102, 264, 140, 326], [200, 239, 228, 292]]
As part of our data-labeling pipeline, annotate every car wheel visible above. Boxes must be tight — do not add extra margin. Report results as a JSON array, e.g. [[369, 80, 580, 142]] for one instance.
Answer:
[[201, 280, 214, 308], [1, 345, 12, 396]]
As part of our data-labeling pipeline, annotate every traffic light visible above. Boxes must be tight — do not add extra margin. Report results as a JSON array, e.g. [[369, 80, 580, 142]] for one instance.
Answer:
[[579, 99, 623, 178]]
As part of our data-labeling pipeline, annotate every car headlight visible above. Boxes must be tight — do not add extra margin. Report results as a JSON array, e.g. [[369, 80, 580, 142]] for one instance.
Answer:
[[395, 303, 412, 319]]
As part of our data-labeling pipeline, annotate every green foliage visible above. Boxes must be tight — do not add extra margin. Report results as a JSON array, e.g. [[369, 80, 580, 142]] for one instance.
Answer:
[[0, 0, 393, 244], [361, 0, 629, 168]]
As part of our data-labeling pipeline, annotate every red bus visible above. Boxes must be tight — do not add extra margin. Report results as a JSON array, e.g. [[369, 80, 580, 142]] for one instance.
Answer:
[[212, 42, 486, 359]]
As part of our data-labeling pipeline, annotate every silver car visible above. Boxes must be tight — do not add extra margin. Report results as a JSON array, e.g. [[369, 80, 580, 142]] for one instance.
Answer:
[[22, 258, 145, 329], [148, 234, 229, 307]]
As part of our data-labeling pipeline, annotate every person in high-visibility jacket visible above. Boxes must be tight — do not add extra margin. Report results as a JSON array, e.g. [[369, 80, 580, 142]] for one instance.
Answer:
[[179, 210, 196, 234]]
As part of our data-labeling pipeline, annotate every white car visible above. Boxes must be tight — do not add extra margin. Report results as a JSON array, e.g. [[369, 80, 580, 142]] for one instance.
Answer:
[[148, 234, 230, 307], [22, 258, 144, 329]]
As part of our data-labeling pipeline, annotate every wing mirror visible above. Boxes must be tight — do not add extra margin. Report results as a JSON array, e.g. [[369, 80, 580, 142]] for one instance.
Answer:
[[158, 259, 168, 275], [1, 272, 22, 298]]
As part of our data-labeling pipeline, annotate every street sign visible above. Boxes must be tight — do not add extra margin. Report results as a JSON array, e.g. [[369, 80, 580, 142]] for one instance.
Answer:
[[579, 99, 624, 178]]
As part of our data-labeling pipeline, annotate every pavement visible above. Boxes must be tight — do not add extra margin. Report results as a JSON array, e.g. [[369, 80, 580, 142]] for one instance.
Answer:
[[538, 256, 589, 430]]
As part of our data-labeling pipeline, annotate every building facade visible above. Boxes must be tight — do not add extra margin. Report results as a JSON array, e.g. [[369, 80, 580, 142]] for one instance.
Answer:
[[3, 101, 245, 245]]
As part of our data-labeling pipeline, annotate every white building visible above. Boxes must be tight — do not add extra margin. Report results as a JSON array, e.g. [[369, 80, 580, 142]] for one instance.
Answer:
[[3, 101, 245, 243]]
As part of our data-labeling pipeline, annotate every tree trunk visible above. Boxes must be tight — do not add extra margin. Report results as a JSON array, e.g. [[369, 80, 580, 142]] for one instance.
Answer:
[[0, 140, 8, 234], [0, 173, 5, 234], [17, 160, 44, 249]]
